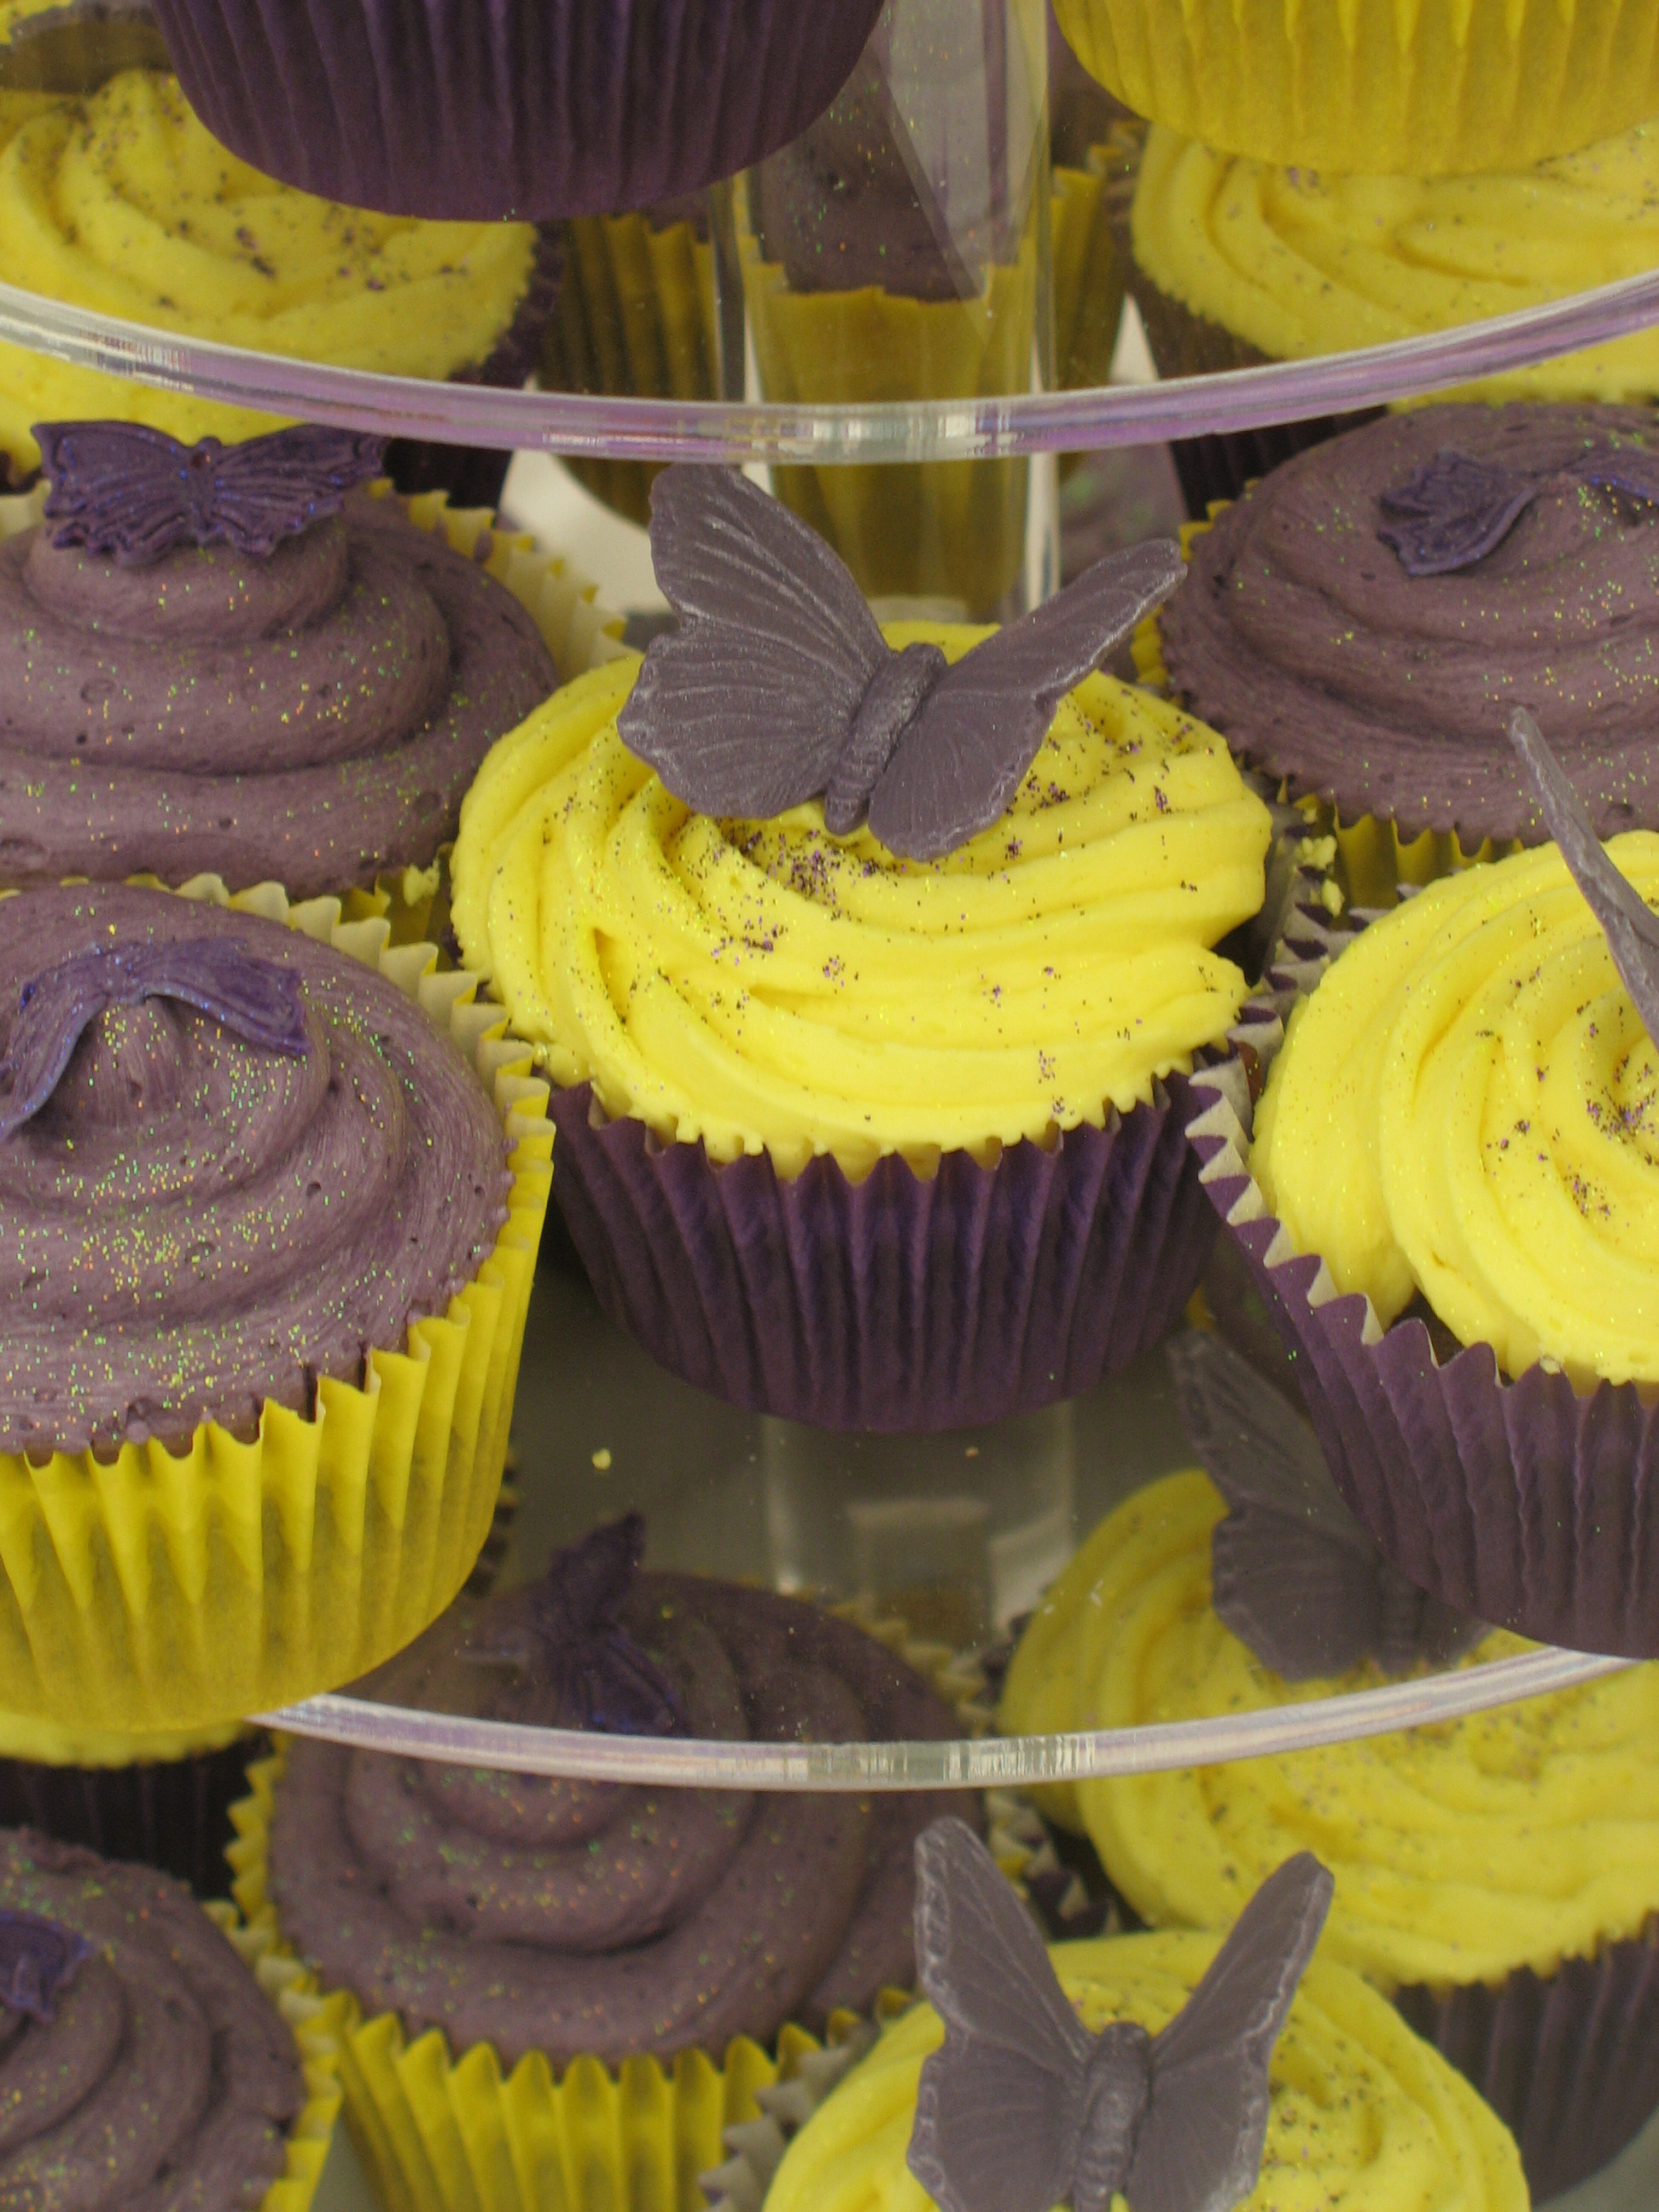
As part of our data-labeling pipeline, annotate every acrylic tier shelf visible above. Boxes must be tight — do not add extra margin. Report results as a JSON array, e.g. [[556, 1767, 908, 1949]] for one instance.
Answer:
[[257, 1259, 1635, 1784]]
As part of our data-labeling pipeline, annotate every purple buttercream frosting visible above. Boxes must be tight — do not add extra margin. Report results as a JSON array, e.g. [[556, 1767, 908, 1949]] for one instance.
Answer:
[[0, 485, 556, 897], [0, 1827, 302, 2212], [268, 1561, 975, 2068], [0, 883, 509, 1457], [1161, 403, 1659, 844]]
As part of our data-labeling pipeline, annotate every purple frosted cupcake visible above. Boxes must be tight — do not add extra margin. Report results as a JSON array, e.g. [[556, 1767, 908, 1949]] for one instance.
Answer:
[[452, 469, 1284, 1431], [262, 1516, 976, 2067], [0, 419, 556, 901], [147, 0, 885, 222]]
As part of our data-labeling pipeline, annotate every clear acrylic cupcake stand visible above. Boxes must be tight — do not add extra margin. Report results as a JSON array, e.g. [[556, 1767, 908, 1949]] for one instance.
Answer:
[[14, 11, 1659, 2202]]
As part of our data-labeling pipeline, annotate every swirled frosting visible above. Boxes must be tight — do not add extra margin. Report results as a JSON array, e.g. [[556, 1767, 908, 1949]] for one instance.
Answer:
[[267, 1571, 969, 2068], [451, 648, 1271, 1173], [1161, 404, 1659, 844], [1253, 839, 1659, 1383], [0, 69, 544, 478], [0, 1826, 303, 2210], [1131, 120, 1659, 404], [763, 1920, 1527, 2212], [1001, 1470, 1659, 1990], [0, 491, 556, 894], [0, 882, 509, 1454]]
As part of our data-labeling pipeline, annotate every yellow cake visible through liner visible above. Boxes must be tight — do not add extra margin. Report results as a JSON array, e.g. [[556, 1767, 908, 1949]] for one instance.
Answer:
[[0, 68, 541, 479], [1001, 1470, 1659, 1995], [761, 1921, 1528, 2212], [451, 648, 1272, 1179], [1251, 840, 1659, 1387]]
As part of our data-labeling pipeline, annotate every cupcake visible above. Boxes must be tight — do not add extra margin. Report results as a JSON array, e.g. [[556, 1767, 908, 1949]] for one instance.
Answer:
[[1187, 712, 1659, 1656], [1121, 117, 1659, 514], [0, 875, 550, 1730], [741, 1820, 1527, 2212], [0, 66, 557, 509], [451, 466, 1278, 1432], [1050, 0, 1659, 177], [0, 418, 557, 907], [0, 1712, 259, 1898], [1157, 401, 1659, 904], [234, 1515, 977, 2212], [1002, 1330, 1659, 2199], [0, 1823, 339, 2212], [736, 3, 1041, 620], [146, 0, 884, 223]]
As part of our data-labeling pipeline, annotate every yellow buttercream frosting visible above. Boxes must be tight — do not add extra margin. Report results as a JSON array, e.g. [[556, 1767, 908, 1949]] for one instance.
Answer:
[[1252, 840, 1659, 1384], [764, 1921, 1527, 2212], [0, 68, 540, 478], [1131, 119, 1659, 405], [1000, 1470, 1659, 1994], [451, 647, 1272, 1174]]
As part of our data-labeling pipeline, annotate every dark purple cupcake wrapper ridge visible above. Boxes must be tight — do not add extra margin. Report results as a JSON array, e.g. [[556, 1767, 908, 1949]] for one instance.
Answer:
[[1187, 902, 1659, 1658], [0, 1734, 264, 1901], [1398, 1924, 1659, 2202], [548, 1074, 1220, 1435], [148, 0, 886, 224]]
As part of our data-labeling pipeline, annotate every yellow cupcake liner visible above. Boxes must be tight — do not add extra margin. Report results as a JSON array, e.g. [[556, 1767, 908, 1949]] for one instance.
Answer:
[[1135, 508, 1518, 909], [540, 207, 719, 528], [195, 1882, 344, 2212], [0, 879, 552, 1733], [1052, 0, 1659, 178], [1052, 136, 1132, 406], [226, 1603, 988, 2212]]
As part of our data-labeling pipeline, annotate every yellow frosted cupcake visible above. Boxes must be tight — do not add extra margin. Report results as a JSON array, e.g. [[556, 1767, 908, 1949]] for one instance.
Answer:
[[750, 1820, 1526, 2212], [0, 66, 555, 501], [1001, 1329, 1659, 2198], [1052, 0, 1659, 176], [1186, 713, 1659, 1659], [453, 466, 1281, 1431]]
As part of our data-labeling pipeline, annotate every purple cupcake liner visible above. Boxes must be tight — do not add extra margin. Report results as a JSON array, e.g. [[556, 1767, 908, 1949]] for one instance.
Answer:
[[1397, 1929, 1659, 2202], [1187, 905, 1659, 1658], [0, 1735, 263, 1901], [148, 0, 886, 223], [546, 1076, 1220, 1434]]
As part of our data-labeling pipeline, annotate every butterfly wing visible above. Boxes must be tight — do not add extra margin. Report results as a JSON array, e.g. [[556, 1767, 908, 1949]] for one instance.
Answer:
[[126, 939, 311, 1057], [1166, 1333, 1358, 1545], [198, 425, 387, 553], [1125, 1854, 1334, 2212], [864, 538, 1184, 862], [1509, 708, 1659, 1044], [36, 421, 205, 564], [0, 948, 118, 1138], [617, 468, 890, 818], [907, 1818, 1093, 2212]]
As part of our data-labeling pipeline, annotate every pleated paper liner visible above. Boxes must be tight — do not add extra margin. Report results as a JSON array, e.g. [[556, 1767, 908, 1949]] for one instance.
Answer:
[[1186, 899, 1659, 1657], [1132, 515, 1524, 912], [0, 474, 626, 923], [199, 1880, 343, 2212], [225, 1608, 990, 2212], [0, 882, 551, 1731]]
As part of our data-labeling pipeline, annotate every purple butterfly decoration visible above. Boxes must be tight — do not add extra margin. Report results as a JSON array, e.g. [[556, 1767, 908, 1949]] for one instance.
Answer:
[[1377, 441, 1659, 576], [616, 468, 1185, 862], [479, 1513, 688, 1738], [0, 935, 311, 1140], [35, 420, 387, 568], [0, 1910, 94, 2024], [907, 1819, 1333, 2212], [1167, 1333, 1482, 1682], [1508, 707, 1659, 1052]]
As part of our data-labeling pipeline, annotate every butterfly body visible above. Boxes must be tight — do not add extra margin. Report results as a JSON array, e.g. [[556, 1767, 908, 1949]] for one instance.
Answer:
[[618, 469, 1185, 862]]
